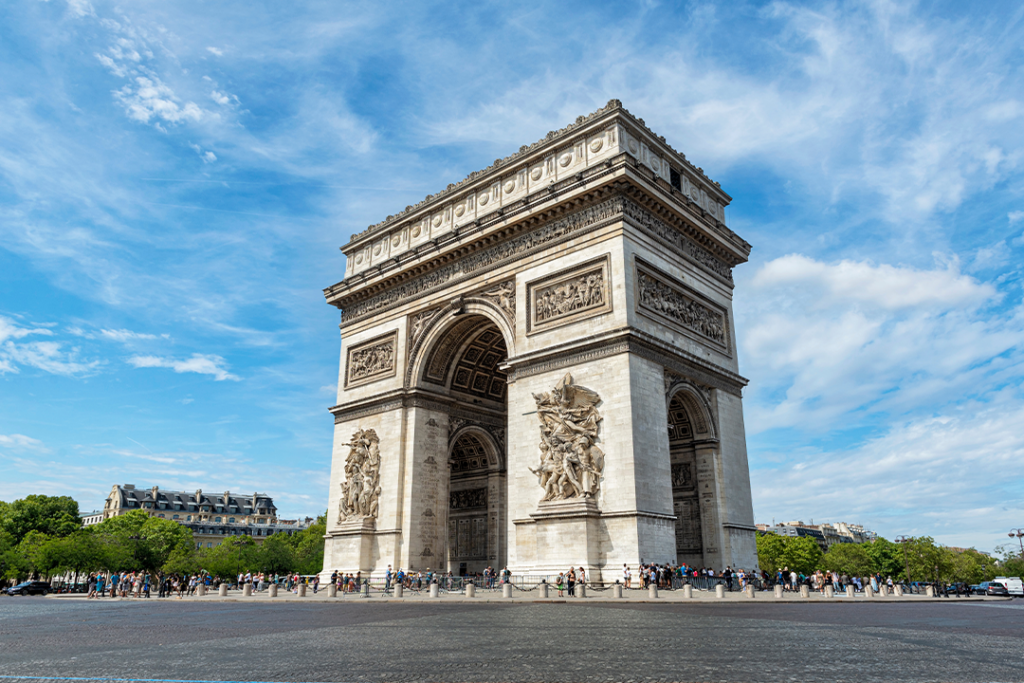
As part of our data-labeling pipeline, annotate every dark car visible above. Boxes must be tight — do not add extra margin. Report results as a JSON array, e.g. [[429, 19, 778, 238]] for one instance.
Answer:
[[974, 581, 1009, 596], [5, 581, 53, 596]]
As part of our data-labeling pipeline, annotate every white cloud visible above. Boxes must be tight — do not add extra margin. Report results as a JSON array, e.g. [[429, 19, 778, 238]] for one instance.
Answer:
[[1010, 211, 1024, 224], [68, 326, 166, 343], [66, 0, 95, 18], [127, 353, 240, 381], [0, 434, 49, 452], [188, 142, 217, 163], [206, 47, 224, 57], [740, 256, 1023, 431], [754, 395, 1024, 550], [115, 76, 203, 125], [210, 90, 230, 105], [0, 315, 100, 376]]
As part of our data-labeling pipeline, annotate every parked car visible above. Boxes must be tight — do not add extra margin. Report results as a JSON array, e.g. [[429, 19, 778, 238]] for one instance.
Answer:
[[992, 576, 1024, 596], [5, 581, 53, 596], [975, 581, 1010, 596]]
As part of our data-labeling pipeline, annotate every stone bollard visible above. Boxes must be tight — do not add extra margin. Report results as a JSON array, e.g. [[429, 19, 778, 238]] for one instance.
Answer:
[[197, 584, 205, 597], [464, 583, 474, 598], [243, 584, 252, 597], [539, 581, 549, 599], [269, 584, 278, 598], [925, 585, 934, 597], [612, 583, 622, 599], [649, 583, 659, 599], [219, 584, 228, 597], [774, 584, 783, 599], [878, 585, 888, 597], [577, 583, 587, 598], [745, 584, 755, 598], [327, 584, 336, 598], [298, 583, 307, 597], [394, 583, 404, 598], [846, 585, 855, 598], [716, 584, 725, 599], [502, 582, 512, 598], [865, 586, 875, 598], [894, 585, 903, 597], [825, 585, 834, 598], [683, 584, 693, 599], [430, 582, 439, 598], [799, 585, 810, 598]]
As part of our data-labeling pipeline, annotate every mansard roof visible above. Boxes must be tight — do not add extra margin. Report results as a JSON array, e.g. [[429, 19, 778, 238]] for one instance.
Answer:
[[111, 485, 277, 512]]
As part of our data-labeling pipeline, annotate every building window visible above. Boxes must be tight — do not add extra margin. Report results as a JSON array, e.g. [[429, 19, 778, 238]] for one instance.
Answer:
[[186, 515, 192, 521], [215, 516, 222, 522], [173, 515, 179, 520], [229, 517, 235, 523], [206, 542, 212, 548]]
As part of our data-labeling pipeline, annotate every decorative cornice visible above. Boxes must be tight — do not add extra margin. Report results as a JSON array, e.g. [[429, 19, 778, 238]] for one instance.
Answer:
[[503, 327, 746, 396], [347, 99, 730, 246], [329, 389, 506, 425]]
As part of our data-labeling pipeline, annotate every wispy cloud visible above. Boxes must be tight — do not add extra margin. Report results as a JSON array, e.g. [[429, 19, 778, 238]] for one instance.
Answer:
[[0, 434, 49, 453], [127, 353, 240, 381], [0, 315, 101, 376]]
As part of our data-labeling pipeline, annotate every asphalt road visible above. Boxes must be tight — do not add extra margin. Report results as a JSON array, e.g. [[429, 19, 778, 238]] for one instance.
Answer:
[[1, 597, 1023, 682]]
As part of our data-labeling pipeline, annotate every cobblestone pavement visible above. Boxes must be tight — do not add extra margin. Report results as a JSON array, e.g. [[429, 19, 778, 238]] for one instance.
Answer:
[[1, 597, 1022, 682]]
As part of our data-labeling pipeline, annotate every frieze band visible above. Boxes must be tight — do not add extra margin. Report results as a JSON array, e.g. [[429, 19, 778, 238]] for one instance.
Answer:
[[344, 331, 397, 388]]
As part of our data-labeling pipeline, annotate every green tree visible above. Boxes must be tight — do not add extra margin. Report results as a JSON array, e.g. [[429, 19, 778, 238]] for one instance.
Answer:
[[92, 510, 194, 571], [781, 536, 823, 575], [755, 532, 787, 572], [17, 530, 55, 579], [820, 543, 873, 576], [1, 495, 80, 544], [259, 533, 296, 574], [864, 537, 904, 578], [900, 536, 948, 583], [289, 519, 327, 575]]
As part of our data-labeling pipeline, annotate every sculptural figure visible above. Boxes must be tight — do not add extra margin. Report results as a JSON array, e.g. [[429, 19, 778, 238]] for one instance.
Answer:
[[529, 373, 604, 501], [338, 428, 382, 522]]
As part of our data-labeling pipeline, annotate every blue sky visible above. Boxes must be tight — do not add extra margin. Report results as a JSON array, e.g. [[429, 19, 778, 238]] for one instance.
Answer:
[[2, 0, 1022, 553]]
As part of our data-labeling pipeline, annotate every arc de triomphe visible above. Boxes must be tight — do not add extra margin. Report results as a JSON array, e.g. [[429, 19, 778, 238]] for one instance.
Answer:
[[321, 100, 758, 581]]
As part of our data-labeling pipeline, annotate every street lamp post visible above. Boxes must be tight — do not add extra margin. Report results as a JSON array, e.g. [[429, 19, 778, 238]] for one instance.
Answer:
[[1008, 529, 1024, 557], [896, 536, 912, 592]]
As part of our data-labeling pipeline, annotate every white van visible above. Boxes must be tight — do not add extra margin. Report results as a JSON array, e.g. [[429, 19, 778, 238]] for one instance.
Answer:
[[992, 576, 1023, 596]]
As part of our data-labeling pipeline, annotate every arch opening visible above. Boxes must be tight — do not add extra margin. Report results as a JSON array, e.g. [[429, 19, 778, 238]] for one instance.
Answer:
[[668, 392, 704, 567]]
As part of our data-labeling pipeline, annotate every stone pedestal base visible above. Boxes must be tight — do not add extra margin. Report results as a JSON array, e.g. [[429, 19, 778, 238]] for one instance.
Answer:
[[323, 517, 377, 577], [526, 498, 603, 580]]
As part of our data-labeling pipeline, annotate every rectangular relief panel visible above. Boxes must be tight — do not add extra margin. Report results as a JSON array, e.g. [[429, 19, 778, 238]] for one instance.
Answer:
[[343, 330, 398, 388], [634, 258, 731, 355], [527, 254, 612, 334]]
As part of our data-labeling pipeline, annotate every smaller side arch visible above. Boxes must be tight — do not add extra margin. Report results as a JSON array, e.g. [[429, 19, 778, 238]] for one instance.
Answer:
[[449, 425, 504, 471], [666, 379, 717, 442]]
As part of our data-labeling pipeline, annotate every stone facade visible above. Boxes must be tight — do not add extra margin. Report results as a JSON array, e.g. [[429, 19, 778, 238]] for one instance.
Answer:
[[321, 100, 758, 580], [97, 484, 311, 547]]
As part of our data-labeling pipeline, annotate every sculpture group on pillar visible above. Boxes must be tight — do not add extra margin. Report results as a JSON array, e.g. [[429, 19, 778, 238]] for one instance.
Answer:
[[529, 373, 604, 502], [338, 428, 382, 522]]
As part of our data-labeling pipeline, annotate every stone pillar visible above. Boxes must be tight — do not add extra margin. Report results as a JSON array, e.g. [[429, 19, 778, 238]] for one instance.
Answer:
[[925, 585, 934, 597], [298, 583, 307, 597], [612, 584, 622, 599], [649, 584, 659, 599], [894, 585, 903, 597], [799, 585, 809, 598], [825, 585, 834, 598], [394, 583, 404, 598], [502, 582, 512, 598], [243, 584, 252, 597], [865, 586, 874, 598], [219, 584, 228, 597], [744, 584, 755, 598], [878, 585, 888, 597], [430, 582, 439, 598], [327, 584, 336, 598], [196, 584, 205, 597], [577, 583, 587, 598], [465, 583, 475, 598], [270, 584, 278, 598], [715, 584, 725, 599], [539, 582, 549, 599], [774, 584, 783, 599], [846, 585, 855, 598], [683, 584, 693, 599]]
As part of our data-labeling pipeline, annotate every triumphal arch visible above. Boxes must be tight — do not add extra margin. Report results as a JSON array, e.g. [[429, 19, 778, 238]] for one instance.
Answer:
[[321, 100, 758, 581]]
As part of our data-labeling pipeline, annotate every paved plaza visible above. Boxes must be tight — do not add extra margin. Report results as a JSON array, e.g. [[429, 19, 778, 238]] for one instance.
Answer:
[[1, 597, 1022, 682]]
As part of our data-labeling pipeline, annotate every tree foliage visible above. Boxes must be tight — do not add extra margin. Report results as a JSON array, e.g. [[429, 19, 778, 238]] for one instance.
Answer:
[[820, 543, 873, 576]]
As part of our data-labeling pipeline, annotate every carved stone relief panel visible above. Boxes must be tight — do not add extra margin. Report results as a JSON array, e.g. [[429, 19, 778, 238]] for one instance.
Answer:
[[634, 259, 730, 354], [344, 331, 398, 388], [408, 307, 442, 347], [337, 428, 382, 523], [478, 280, 516, 327], [527, 255, 612, 334], [450, 487, 487, 511]]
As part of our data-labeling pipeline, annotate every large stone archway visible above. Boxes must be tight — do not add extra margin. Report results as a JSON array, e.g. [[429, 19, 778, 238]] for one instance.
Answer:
[[321, 101, 758, 580]]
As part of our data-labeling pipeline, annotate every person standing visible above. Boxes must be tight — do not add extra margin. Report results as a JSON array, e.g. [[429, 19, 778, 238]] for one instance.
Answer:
[[566, 568, 576, 597], [623, 564, 631, 590]]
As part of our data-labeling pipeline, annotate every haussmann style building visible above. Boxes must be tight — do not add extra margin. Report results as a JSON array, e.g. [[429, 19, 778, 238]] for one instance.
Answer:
[[320, 100, 758, 581]]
